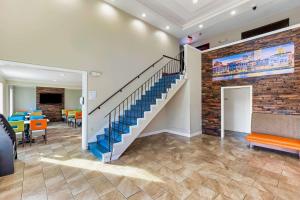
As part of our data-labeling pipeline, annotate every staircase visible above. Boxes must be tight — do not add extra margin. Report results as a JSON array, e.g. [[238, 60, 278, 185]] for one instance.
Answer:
[[88, 53, 186, 162]]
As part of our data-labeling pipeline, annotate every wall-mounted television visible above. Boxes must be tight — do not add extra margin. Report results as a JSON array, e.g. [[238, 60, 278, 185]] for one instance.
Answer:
[[40, 93, 62, 104]]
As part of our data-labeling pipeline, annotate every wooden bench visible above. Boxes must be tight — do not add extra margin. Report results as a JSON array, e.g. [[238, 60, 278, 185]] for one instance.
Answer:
[[246, 132, 300, 158], [246, 113, 300, 158]]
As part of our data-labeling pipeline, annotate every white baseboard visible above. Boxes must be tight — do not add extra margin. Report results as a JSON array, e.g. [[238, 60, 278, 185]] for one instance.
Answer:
[[190, 130, 202, 137], [140, 129, 202, 138], [139, 130, 164, 138]]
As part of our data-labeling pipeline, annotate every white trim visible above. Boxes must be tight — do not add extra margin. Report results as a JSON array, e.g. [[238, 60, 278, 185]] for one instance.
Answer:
[[182, 0, 251, 30], [7, 80, 81, 90], [9, 86, 13, 116], [0, 60, 85, 74], [139, 130, 164, 138], [202, 23, 300, 53], [190, 130, 202, 137], [81, 72, 88, 150], [221, 85, 253, 139]]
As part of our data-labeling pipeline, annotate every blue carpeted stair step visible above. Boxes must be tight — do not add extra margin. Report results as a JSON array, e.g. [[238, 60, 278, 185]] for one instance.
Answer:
[[130, 104, 151, 112], [97, 134, 121, 150], [103, 129, 124, 140], [124, 110, 144, 118], [88, 142, 109, 160], [97, 132, 121, 142], [129, 104, 151, 112], [118, 116, 138, 126], [111, 122, 131, 133], [139, 98, 157, 104]]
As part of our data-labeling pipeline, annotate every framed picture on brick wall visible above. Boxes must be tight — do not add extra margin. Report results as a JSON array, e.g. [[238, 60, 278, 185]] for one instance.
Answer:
[[212, 42, 295, 81]]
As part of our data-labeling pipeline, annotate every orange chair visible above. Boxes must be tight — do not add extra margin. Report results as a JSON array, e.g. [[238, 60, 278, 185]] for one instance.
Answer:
[[29, 119, 48, 146]]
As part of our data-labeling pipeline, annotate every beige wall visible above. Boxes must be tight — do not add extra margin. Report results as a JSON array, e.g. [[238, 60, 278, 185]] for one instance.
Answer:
[[0, 0, 179, 134], [13, 86, 36, 112], [65, 89, 82, 110]]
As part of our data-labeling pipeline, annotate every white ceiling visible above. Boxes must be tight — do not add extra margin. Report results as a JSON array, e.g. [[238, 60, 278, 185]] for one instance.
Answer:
[[105, 0, 300, 39], [0, 61, 82, 89]]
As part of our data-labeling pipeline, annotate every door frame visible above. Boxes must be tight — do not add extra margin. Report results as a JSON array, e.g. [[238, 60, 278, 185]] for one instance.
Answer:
[[221, 85, 253, 138], [0, 60, 89, 150]]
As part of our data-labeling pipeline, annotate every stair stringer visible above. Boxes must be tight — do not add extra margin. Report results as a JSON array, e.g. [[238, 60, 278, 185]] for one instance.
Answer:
[[101, 76, 187, 162]]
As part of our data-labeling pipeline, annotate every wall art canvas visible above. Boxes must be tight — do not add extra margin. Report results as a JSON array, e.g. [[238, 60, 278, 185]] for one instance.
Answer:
[[212, 42, 295, 81]]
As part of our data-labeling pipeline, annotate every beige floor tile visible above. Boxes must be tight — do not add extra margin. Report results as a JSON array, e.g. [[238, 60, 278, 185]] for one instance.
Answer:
[[67, 174, 91, 196], [74, 188, 99, 200], [2, 125, 300, 200], [100, 189, 126, 200], [196, 185, 218, 200], [127, 191, 152, 200], [155, 192, 178, 200], [0, 172, 23, 189], [117, 177, 141, 198], [22, 188, 47, 200], [0, 182, 23, 200], [141, 181, 166, 199], [89, 176, 115, 196], [47, 188, 73, 200]]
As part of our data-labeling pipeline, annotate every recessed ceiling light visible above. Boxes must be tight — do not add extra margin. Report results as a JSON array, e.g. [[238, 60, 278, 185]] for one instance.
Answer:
[[59, 73, 65, 77], [230, 10, 236, 16], [142, 13, 146, 18], [165, 25, 170, 30], [193, 0, 198, 4], [53, 80, 57, 82], [199, 24, 203, 28]]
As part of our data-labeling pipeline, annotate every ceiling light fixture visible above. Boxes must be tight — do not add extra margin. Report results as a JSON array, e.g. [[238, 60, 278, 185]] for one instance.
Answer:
[[165, 26, 170, 30], [193, 0, 199, 4], [53, 80, 57, 82], [199, 24, 203, 28], [230, 10, 236, 16], [142, 13, 146, 18]]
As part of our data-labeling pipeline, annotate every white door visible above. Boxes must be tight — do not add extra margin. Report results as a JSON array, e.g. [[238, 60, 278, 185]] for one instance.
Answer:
[[224, 87, 251, 133]]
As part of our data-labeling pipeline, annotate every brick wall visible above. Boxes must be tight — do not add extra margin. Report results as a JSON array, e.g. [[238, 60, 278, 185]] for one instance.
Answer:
[[36, 87, 64, 122], [202, 28, 300, 136]]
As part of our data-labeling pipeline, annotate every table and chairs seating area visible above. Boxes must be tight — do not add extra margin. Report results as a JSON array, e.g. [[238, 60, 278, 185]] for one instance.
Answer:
[[8, 110, 48, 146], [61, 109, 82, 128]]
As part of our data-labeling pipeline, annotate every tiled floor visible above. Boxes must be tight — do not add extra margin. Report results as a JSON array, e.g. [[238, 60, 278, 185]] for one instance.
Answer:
[[1, 125, 300, 200]]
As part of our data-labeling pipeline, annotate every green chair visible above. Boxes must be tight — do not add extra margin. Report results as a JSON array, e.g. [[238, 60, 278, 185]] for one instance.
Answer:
[[62, 109, 67, 122], [9, 121, 25, 147], [67, 111, 76, 126]]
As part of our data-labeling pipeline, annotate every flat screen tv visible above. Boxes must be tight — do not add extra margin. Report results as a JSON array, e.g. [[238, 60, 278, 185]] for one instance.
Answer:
[[40, 93, 62, 104]]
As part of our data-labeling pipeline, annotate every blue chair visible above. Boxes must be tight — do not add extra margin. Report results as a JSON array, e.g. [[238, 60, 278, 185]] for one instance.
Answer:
[[8, 115, 25, 121], [30, 115, 44, 120]]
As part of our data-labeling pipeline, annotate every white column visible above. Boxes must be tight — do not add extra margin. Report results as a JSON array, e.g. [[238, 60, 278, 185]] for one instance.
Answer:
[[82, 72, 88, 150]]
